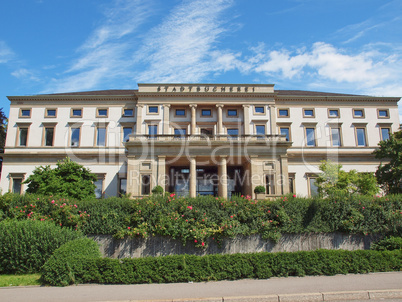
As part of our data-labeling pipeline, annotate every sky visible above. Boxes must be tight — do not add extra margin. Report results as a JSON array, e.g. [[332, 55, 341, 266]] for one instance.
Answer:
[[0, 0, 401, 120]]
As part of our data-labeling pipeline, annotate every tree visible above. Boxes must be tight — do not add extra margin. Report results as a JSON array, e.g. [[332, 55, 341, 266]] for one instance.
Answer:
[[23, 157, 97, 200], [373, 130, 402, 194], [315, 160, 379, 197]]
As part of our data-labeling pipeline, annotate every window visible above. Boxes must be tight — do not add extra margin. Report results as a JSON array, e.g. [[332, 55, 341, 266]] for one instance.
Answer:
[[148, 125, 158, 137], [123, 108, 134, 117], [256, 125, 265, 136], [201, 128, 213, 136], [308, 177, 319, 197], [227, 109, 238, 117], [380, 127, 391, 141], [97, 108, 108, 117], [174, 128, 186, 137], [201, 109, 212, 116], [331, 127, 342, 147], [175, 109, 186, 116], [278, 109, 289, 117], [227, 128, 239, 138], [280, 127, 290, 141], [328, 109, 339, 118], [19, 109, 31, 118], [353, 109, 364, 118], [303, 109, 315, 118], [254, 106, 265, 114], [123, 127, 132, 142], [96, 127, 106, 146], [70, 127, 80, 147], [119, 178, 127, 196], [9, 173, 25, 194], [71, 108, 82, 117], [44, 127, 54, 146], [305, 127, 316, 147], [18, 127, 28, 146], [45, 109, 57, 118], [141, 175, 151, 195], [378, 109, 389, 118], [148, 106, 158, 114], [288, 173, 295, 194], [355, 127, 367, 147], [265, 175, 275, 195]]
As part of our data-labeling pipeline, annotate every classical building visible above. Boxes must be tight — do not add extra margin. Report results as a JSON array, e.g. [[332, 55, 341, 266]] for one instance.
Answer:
[[1, 83, 400, 198]]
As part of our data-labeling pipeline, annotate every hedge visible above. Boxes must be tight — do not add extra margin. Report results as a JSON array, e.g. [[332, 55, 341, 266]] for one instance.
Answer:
[[41, 249, 402, 286], [0, 219, 83, 274], [1, 193, 401, 248]]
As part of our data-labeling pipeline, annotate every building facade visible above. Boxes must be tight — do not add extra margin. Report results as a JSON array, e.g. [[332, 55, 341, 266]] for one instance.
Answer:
[[1, 83, 400, 198]]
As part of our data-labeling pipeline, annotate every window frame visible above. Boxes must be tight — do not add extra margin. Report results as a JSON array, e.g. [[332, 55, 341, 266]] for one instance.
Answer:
[[380, 127, 391, 141], [255, 124, 266, 136], [141, 174, 151, 195], [70, 108, 83, 118], [328, 108, 340, 118], [121, 124, 134, 143], [329, 125, 342, 147], [148, 124, 158, 138], [201, 109, 212, 117], [94, 174, 106, 199], [42, 122, 57, 147], [305, 126, 317, 147], [9, 173, 26, 194], [303, 108, 315, 118], [288, 173, 296, 194], [96, 108, 108, 118], [227, 108, 238, 118], [277, 108, 290, 118], [174, 128, 187, 138], [69, 123, 82, 147], [122, 108, 134, 117], [227, 128, 239, 138], [95, 124, 108, 147], [306, 173, 319, 197], [353, 109, 365, 118], [377, 109, 390, 119], [354, 125, 368, 147], [148, 106, 159, 114], [254, 106, 265, 114], [16, 126, 29, 147], [174, 108, 186, 117], [45, 108, 57, 118], [19, 108, 31, 118], [265, 174, 275, 195]]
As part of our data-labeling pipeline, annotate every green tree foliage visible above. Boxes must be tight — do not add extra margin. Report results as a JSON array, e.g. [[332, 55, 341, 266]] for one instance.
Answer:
[[0, 107, 8, 173], [373, 130, 402, 194], [315, 160, 379, 197], [23, 158, 97, 200]]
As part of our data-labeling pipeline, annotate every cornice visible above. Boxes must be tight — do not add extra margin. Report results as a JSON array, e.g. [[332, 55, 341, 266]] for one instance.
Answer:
[[276, 95, 401, 102], [7, 95, 137, 102]]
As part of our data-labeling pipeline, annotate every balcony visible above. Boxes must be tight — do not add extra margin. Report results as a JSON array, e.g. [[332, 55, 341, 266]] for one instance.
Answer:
[[127, 134, 288, 142]]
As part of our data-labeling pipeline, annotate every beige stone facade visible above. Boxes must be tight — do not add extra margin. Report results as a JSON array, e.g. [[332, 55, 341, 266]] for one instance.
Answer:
[[1, 83, 400, 198]]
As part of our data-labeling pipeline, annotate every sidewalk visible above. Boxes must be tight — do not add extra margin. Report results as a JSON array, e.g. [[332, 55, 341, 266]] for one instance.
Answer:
[[0, 272, 401, 302]]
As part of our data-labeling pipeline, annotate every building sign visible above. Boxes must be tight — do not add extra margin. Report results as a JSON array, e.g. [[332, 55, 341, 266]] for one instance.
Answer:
[[156, 85, 256, 93]]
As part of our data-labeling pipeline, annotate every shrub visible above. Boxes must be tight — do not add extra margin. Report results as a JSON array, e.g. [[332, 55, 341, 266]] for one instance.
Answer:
[[254, 186, 265, 194], [151, 186, 164, 195], [371, 236, 402, 251], [41, 237, 101, 286], [0, 219, 83, 274], [41, 249, 402, 286]]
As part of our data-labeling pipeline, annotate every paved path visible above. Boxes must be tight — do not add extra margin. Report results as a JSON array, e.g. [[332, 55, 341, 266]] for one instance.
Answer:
[[0, 272, 401, 302]]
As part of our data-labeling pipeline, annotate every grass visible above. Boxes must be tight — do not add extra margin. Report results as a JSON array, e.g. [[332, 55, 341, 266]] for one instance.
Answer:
[[0, 274, 41, 287]]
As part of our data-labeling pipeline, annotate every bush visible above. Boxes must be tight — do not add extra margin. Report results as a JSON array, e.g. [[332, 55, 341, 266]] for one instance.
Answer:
[[152, 186, 164, 195], [0, 219, 83, 274], [41, 237, 101, 286], [254, 186, 265, 194], [41, 249, 402, 286], [371, 236, 402, 251]]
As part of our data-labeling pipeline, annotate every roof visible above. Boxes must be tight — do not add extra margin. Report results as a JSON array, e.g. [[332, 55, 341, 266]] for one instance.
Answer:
[[275, 90, 363, 97]]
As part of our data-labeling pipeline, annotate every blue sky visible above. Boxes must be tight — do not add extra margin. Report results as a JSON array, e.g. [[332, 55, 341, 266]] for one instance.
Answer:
[[0, 0, 401, 120]]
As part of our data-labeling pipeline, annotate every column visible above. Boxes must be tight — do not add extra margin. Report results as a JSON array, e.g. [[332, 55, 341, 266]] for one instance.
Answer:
[[189, 156, 197, 198], [135, 105, 144, 135], [280, 155, 289, 194], [158, 156, 167, 191], [248, 155, 259, 199], [127, 156, 140, 197], [218, 156, 228, 199], [269, 105, 277, 135], [163, 104, 170, 135], [216, 104, 224, 135], [243, 105, 250, 135], [190, 104, 197, 135]]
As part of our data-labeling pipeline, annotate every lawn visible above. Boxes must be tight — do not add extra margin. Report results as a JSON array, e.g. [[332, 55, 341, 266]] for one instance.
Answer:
[[0, 274, 41, 287]]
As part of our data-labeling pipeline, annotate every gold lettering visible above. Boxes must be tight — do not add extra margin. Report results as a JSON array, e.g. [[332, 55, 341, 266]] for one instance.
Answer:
[[221, 87, 226, 92], [245, 87, 248, 92], [237, 87, 241, 92], [205, 87, 209, 92], [229, 87, 233, 92], [189, 86, 193, 92], [172, 87, 176, 92], [164, 86, 169, 92], [197, 86, 201, 92], [180, 86, 185, 92], [157, 86, 161, 92], [212, 86, 217, 92]]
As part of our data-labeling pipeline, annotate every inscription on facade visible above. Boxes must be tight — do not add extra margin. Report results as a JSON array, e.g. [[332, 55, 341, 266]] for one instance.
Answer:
[[157, 85, 255, 93]]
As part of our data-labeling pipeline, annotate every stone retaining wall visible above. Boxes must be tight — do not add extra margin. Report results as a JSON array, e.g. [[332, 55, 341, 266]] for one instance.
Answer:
[[90, 233, 380, 259]]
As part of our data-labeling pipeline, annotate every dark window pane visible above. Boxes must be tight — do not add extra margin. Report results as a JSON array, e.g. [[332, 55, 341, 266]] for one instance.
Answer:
[[202, 109, 211, 116], [141, 175, 151, 195], [71, 128, 80, 146], [280, 128, 290, 141], [19, 128, 28, 146], [21, 109, 30, 117], [175, 109, 185, 116], [255, 107, 264, 113], [354, 110, 363, 117], [356, 128, 366, 146], [329, 110, 339, 117], [279, 109, 288, 116], [97, 128, 106, 146], [123, 127, 132, 142], [123, 109, 133, 116], [228, 109, 237, 116], [72, 109, 82, 116], [304, 109, 314, 117], [13, 179, 22, 194], [45, 128, 54, 146], [149, 106, 158, 113], [47, 109, 56, 117], [306, 128, 315, 146], [381, 128, 390, 141], [331, 128, 341, 146], [98, 109, 107, 116]]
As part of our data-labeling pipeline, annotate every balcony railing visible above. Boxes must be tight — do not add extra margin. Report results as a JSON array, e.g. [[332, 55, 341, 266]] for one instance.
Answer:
[[128, 134, 287, 142]]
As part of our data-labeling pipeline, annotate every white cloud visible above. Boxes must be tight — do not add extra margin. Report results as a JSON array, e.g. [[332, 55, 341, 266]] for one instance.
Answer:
[[135, 0, 236, 83], [42, 0, 153, 93], [11, 68, 40, 81], [0, 41, 14, 64]]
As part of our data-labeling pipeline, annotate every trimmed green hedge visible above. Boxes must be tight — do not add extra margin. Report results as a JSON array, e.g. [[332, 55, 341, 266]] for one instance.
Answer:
[[1, 193, 401, 248], [41, 237, 101, 286], [41, 249, 402, 286], [0, 219, 83, 274], [371, 236, 402, 251]]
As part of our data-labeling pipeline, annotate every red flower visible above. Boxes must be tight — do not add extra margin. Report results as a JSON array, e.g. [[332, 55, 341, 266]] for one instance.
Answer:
[[201, 242, 205, 246], [194, 239, 197, 243], [292, 194, 296, 198], [187, 206, 193, 210]]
